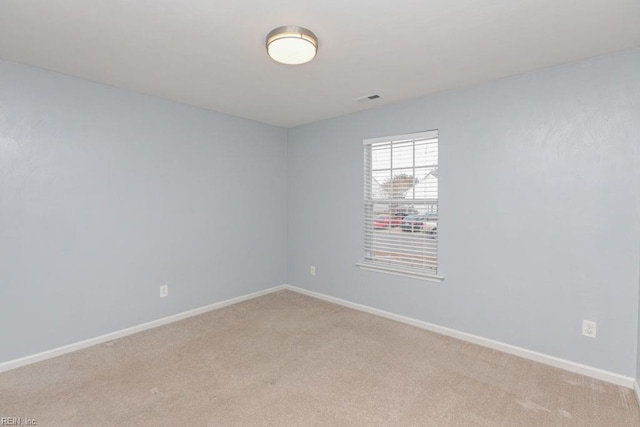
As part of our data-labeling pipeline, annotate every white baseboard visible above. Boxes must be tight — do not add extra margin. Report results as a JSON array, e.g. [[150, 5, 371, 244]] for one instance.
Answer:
[[0, 285, 288, 374], [2, 283, 636, 392], [283, 285, 637, 389]]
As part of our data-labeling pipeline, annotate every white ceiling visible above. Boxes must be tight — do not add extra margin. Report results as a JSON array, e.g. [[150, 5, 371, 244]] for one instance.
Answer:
[[1, 1, 639, 128]]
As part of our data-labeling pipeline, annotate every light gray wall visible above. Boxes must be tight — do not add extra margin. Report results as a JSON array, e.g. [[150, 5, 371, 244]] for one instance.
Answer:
[[287, 49, 640, 377], [3, 50, 640, 378], [0, 60, 287, 363]]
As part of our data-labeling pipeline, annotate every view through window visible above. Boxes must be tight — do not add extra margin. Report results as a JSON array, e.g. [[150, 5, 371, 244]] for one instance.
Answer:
[[361, 130, 439, 278]]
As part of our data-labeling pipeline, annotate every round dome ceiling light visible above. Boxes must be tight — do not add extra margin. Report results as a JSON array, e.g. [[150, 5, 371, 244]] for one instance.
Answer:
[[266, 26, 318, 65]]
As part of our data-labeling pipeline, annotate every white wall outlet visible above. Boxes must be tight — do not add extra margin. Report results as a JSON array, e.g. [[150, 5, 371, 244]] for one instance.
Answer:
[[582, 320, 596, 338], [310, 265, 316, 276], [160, 285, 169, 298]]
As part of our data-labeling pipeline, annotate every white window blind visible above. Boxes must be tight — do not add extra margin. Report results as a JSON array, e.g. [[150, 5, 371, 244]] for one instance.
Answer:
[[359, 130, 441, 280]]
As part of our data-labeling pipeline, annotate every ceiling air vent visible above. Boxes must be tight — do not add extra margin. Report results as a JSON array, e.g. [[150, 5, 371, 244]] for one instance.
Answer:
[[354, 94, 381, 103]]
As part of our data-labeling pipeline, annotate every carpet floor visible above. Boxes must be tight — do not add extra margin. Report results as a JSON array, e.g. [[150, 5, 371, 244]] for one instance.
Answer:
[[1, 290, 639, 426]]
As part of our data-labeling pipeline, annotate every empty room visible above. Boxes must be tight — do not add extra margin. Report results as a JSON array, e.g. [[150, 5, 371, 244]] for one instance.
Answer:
[[1, 1, 640, 425]]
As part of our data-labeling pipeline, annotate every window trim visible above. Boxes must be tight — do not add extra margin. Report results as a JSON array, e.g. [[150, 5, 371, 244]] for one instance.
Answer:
[[359, 129, 443, 281], [356, 262, 444, 282], [362, 130, 437, 146]]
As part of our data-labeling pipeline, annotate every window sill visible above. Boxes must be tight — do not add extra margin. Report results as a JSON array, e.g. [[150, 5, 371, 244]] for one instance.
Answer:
[[356, 262, 444, 282]]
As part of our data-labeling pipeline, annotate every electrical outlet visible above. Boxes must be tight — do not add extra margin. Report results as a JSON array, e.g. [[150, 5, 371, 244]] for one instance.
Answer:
[[160, 285, 169, 298], [310, 265, 316, 276], [582, 320, 596, 338]]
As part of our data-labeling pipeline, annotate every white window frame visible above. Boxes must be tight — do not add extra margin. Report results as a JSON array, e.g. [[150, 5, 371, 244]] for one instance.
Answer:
[[356, 130, 443, 282]]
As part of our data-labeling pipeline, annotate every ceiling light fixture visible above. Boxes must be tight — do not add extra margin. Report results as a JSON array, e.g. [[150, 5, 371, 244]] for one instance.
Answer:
[[266, 26, 318, 65]]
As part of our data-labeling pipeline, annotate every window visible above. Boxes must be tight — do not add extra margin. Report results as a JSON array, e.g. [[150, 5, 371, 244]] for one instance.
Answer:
[[358, 130, 442, 281]]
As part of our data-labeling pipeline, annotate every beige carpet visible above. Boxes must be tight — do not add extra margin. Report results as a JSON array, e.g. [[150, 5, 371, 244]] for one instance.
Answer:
[[1, 290, 638, 426]]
